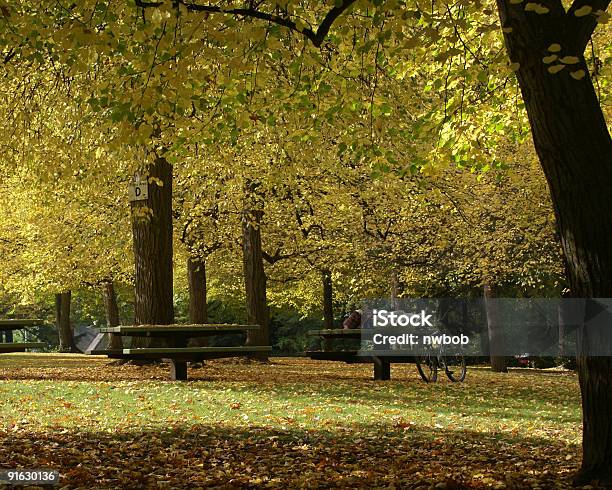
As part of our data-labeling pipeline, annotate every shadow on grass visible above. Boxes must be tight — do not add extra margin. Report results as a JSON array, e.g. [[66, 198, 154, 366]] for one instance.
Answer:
[[0, 421, 581, 489]]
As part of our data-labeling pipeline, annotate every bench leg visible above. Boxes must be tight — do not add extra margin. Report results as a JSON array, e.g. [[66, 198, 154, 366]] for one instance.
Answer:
[[373, 358, 390, 381], [169, 360, 188, 381]]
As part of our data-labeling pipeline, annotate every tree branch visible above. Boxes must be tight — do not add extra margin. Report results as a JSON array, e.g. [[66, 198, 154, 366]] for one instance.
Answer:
[[134, 0, 356, 47], [566, 0, 610, 53]]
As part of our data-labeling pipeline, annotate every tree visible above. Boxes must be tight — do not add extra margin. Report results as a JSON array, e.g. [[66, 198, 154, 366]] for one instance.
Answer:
[[483, 284, 508, 373], [102, 281, 123, 350], [130, 157, 175, 331], [242, 206, 269, 359], [495, 1, 612, 483], [56, 291, 76, 353]]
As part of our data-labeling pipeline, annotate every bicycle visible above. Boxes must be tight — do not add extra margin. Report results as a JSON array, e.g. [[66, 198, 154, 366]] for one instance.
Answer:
[[415, 348, 467, 383]]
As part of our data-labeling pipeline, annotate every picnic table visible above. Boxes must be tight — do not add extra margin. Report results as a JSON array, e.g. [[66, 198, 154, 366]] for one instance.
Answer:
[[88, 324, 271, 381], [306, 328, 415, 381], [0, 319, 46, 352]]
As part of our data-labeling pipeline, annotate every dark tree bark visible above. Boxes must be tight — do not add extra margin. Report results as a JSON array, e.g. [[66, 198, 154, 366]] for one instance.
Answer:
[[56, 291, 76, 353], [242, 208, 269, 360], [322, 269, 334, 329], [496, 1, 612, 483], [483, 285, 508, 373], [102, 281, 123, 350], [188, 257, 208, 324], [187, 257, 209, 347], [130, 157, 174, 348]]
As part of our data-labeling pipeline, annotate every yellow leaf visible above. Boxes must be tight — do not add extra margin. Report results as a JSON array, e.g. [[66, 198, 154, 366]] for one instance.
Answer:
[[547, 64, 565, 74], [547, 43, 562, 52], [525, 3, 549, 13], [559, 56, 580, 64], [509, 62, 521, 72], [595, 10, 610, 23], [574, 5, 592, 17], [570, 69, 586, 80], [542, 55, 557, 64]]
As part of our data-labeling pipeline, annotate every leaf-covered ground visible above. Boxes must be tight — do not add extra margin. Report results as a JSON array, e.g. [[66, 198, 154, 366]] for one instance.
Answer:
[[0, 354, 584, 489]]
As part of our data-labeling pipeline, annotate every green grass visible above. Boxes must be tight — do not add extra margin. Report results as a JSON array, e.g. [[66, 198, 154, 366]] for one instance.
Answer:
[[0, 354, 583, 488]]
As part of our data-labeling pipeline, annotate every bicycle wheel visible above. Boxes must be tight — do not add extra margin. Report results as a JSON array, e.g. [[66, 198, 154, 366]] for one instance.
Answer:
[[416, 354, 438, 382], [441, 355, 467, 382]]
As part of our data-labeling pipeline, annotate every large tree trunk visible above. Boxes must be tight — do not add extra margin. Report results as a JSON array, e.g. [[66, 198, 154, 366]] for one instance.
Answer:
[[102, 281, 123, 350], [496, 1, 612, 484], [130, 157, 174, 348], [483, 285, 508, 373], [242, 209, 269, 360], [322, 269, 334, 329], [187, 257, 208, 347], [56, 291, 76, 353]]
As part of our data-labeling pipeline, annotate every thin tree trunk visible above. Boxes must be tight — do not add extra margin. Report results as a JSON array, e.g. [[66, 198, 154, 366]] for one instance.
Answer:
[[483, 285, 507, 373], [103, 281, 122, 350], [242, 208, 269, 360], [57, 291, 76, 353], [390, 268, 403, 309], [496, 2, 612, 482], [130, 158, 174, 348], [322, 269, 334, 329], [187, 257, 208, 347]]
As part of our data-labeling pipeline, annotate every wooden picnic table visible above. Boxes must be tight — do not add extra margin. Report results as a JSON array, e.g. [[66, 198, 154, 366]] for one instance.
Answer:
[[0, 319, 46, 330], [0, 342, 47, 354], [100, 323, 260, 337], [0, 319, 46, 345], [91, 324, 270, 381], [306, 328, 414, 381]]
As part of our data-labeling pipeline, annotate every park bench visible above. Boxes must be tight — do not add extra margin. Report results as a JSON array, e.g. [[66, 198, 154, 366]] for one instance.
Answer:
[[0, 319, 47, 353], [88, 324, 271, 380], [0, 342, 47, 354], [306, 328, 415, 381]]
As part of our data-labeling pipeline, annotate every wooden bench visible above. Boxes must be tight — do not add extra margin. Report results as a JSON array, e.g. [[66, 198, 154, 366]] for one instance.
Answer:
[[0, 342, 46, 354], [306, 329, 415, 381], [88, 324, 271, 380], [120, 346, 272, 380], [0, 319, 45, 343]]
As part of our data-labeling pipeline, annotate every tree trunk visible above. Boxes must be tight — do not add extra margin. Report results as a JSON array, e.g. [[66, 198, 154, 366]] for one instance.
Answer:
[[187, 257, 208, 347], [322, 269, 334, 329], [242, 209, 269, 360], [483, 285, 507, 373], [390, 268, 404, 309], [496, 2, 612, 483], [102, 281, 123, 350], [56, 291, 76, 353], [130, 157, 174, 348]]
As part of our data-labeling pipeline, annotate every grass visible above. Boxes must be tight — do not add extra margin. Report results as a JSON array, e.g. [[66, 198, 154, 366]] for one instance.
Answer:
[[0, 354, 583, 489]]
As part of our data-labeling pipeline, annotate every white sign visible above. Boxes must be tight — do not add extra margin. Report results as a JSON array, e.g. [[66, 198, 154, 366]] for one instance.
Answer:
[[128, 173, 149, 202]]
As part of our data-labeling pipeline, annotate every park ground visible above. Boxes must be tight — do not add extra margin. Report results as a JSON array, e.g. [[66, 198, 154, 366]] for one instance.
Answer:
[[0, 355, 581, 489]]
